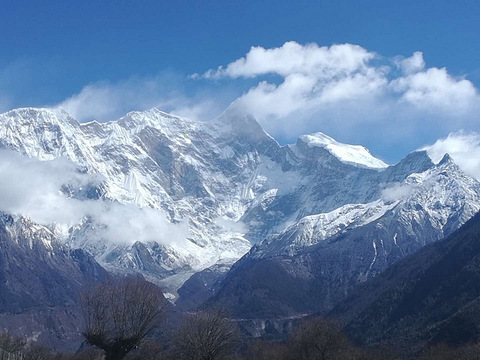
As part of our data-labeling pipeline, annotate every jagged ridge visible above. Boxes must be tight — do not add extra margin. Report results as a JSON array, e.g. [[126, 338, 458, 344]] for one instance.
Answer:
[[0, 106, 478, 304]]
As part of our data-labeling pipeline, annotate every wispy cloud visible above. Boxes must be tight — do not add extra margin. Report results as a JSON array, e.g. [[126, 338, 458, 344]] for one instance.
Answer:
[[0, 150, 189, 245], [57, 72, 227, 123], [381, 183, 416, 202]]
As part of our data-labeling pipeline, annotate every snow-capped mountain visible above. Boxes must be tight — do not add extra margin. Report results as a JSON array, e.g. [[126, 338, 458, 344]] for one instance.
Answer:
[[250, 153, 480, 259], [203, 152, 480, 319], [0, 105, 479, 303], [297, 132, 388, 169], [0, 107, 278, 289]]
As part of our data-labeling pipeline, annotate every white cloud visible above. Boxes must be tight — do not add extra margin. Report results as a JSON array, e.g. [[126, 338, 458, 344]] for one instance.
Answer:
[[199, 42, 480, 154], [214, 217, 248, 234], [58, 73, 224, 123], [93, 203, 189, 246], [205, 42, 374, 79], [422, 131, 480, 180], [0, 151, 189, 246], [217, 42, 389, 128], [391, 67, 478, 113], [381, 183, 416, 202], [398, 51, 425, 75]]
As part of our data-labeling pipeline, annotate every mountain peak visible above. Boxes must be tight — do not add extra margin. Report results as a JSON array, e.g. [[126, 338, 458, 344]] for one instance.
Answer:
[[118, 106, 191, 124], [215, 104, 259, 127], [438, 153, 454, 166], [1, 106, 79, 128], [298, 132, 388, 169], [214, 105, 279, 148], [435, 153, 463, 175]]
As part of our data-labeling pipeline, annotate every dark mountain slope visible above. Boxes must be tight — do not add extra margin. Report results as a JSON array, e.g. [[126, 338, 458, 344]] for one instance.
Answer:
[[330, 211, 480, 350], [204, 212, 441, 319], [0, 212, 109, 351]]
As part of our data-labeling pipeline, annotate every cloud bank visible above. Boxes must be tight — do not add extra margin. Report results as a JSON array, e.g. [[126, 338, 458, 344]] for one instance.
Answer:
[[203, 42, 387, 120], [202, 42, 479, 116], [199, 42, 480, 158], [0, 151, 188, 246]]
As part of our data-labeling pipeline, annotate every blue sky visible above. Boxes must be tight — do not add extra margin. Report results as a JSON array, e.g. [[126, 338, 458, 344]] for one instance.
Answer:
[[1, 0, 480, 165]]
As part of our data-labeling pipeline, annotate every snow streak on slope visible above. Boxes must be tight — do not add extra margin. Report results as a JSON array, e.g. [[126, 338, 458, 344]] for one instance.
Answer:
[[251, 199, 398, 258]]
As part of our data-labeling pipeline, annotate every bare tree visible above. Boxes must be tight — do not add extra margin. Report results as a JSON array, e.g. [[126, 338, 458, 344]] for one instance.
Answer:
[[0, 332, 25, 359], [454, 343, 480, 360], [287, 317, 354, 360], [123, 339, 165, 360], [245, 339, 288, 360], [356, 346, 401, 360], [173, 309, 240, 360], [80, 276, 168, 360], [419, 343, 455, 360], [22, 342, 54, 360], [50, 347, 105, 360]]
